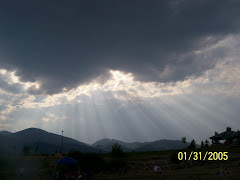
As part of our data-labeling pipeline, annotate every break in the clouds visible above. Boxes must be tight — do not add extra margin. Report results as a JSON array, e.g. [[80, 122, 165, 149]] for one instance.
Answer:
[[0, 1, 240, 144], [0, 0, 240, 94]]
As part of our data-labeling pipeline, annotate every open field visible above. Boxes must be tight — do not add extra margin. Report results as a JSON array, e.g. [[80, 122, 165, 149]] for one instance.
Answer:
[[0, 146, 240, 180]]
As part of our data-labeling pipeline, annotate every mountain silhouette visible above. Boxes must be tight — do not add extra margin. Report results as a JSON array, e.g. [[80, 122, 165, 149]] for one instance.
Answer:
[[92, 138, 195, 152], [0, 128, 98, 154], [0, 128, 198, 155]]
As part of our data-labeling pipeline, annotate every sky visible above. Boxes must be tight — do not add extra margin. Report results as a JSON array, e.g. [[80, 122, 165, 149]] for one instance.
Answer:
[[0, 0, 240, 144]]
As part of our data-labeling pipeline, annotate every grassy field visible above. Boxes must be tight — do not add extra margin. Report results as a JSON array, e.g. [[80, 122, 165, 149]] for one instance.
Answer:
[[0, 146, 239, 179]]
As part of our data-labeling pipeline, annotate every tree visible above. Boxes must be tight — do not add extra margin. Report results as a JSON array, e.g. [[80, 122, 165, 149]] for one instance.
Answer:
[[188, 139, 196, 149], [205, 139, 209, 147], [35, 146, 39, 154], [182, 137, 186, 144], [22, 146, 31, 155], [112, 143, 123, 156], [182, 137, 187, 148], [201, 141, 204, 148]]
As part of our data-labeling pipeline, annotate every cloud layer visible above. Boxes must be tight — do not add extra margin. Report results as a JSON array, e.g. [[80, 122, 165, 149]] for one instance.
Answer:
[[0, 0, 240, 94], [0, 1, 240, 144]]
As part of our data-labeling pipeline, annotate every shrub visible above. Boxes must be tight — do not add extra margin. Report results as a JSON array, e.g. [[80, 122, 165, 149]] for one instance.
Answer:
[[111, 143, 124, 157], [68, 150, 106, 171], [108, 159, 126, 170], [169, 151, 180, 164]]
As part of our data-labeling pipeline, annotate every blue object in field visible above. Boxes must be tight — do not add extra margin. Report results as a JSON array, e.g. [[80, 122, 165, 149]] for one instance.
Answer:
[[56, 156, 78, 164]]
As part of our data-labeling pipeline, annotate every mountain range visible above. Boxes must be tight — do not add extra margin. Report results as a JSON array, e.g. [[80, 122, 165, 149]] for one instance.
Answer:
[[0, 128, 194, 155], [92, 138, 192, 152], [0, 128, 97, 155]]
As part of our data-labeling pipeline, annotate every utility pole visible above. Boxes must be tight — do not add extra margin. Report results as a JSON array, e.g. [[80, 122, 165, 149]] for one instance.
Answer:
[[61, 130, 63, 153]]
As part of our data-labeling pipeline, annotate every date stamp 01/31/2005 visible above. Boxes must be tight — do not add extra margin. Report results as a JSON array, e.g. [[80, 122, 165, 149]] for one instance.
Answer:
[[178, 151, 228, 161]]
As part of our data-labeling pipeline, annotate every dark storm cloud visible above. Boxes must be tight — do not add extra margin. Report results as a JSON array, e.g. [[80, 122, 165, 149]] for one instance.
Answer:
[[0, 0, 239, 94]]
